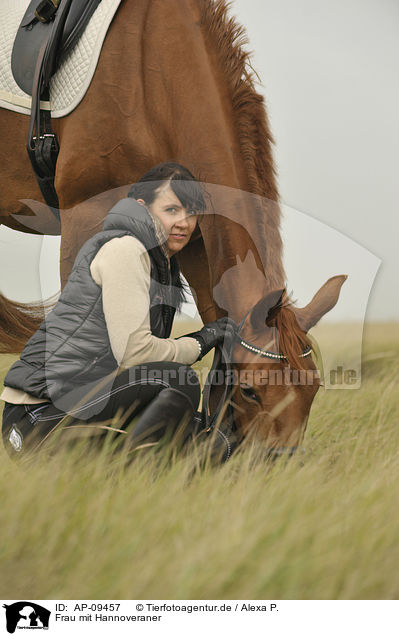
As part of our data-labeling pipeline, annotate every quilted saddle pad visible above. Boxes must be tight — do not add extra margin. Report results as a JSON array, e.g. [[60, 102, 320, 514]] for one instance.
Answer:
[[0, 0, 122, 118]]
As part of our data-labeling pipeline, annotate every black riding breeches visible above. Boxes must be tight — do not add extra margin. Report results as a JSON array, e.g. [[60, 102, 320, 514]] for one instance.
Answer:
[[2, 362, 201, 458]]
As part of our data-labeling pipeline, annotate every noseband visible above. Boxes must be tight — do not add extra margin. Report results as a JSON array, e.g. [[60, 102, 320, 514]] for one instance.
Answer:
[[200, 308, 311, 461]]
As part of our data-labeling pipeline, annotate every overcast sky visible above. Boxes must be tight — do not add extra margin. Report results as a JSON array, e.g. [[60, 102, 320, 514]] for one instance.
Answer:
[[232, 0, 398, 322], [0, 0, 397, 322]]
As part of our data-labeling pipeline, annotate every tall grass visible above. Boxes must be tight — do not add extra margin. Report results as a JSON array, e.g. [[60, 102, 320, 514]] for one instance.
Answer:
[[0, 323, 398, 599]]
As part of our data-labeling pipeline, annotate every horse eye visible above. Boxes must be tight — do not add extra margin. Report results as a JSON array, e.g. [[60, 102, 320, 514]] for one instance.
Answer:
[[240, 384, 260, 403]]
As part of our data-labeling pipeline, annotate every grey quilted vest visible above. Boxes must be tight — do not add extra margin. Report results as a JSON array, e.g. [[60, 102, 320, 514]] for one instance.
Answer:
[[3, 198, 186, 415]]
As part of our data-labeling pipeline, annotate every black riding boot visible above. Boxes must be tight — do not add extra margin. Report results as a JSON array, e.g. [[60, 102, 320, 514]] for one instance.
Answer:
[[125, 387, 196, 452]]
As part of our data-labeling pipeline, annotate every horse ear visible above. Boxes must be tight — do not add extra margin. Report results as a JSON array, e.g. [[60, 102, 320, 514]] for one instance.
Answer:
[[250, 288, 285, 332], [292, 275, 347, 332]]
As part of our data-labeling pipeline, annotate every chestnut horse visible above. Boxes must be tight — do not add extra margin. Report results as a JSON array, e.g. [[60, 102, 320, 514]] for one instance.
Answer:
[[0, 0, 346, 451]]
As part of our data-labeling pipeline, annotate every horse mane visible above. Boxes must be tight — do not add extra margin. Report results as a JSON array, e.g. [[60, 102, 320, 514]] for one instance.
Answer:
[[200, 0, 284, 288], [200, 0, 278, 200]]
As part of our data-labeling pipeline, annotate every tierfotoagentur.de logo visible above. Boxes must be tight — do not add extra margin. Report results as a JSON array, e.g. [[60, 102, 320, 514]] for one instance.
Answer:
[[2, 602, 51, 633]]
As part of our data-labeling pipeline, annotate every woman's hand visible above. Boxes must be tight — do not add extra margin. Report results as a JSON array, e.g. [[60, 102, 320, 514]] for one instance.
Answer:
[[183, 317, 238, 361]]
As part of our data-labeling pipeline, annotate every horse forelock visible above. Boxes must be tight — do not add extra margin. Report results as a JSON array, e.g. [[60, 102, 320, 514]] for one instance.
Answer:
[[270, 299, 313, 370]]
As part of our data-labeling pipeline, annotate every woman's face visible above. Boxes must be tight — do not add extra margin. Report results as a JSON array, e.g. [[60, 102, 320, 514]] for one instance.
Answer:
[[138, 183, 198, 256]]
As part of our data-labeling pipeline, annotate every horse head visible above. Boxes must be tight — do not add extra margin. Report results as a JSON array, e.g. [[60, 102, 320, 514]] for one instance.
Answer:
[[228, 275, 347, 455]]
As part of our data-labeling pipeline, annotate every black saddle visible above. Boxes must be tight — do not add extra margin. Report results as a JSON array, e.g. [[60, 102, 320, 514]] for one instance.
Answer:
[[11, 0, 102, 216], [12, 0, 102, 95]]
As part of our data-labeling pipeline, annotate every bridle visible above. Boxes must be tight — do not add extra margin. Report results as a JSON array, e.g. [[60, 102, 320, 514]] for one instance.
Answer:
[[238, 336, 312, 360], [200, 308, 312, 461]]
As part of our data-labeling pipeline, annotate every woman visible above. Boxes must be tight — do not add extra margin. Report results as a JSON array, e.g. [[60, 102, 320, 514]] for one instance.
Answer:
[[1, 162, 236, 458]]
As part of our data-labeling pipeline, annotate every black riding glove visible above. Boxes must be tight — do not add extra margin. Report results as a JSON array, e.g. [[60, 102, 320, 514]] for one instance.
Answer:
[[182, 317, 238, 361]]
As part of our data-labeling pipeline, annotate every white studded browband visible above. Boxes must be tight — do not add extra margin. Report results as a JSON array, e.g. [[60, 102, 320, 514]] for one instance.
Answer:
[[238, 337, 313, 360]]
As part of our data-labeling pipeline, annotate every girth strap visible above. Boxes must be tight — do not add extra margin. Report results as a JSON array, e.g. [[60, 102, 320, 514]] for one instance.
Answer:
[[27, 0, 74, 216]]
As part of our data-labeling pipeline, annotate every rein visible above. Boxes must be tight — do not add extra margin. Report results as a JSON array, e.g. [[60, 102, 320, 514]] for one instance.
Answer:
[[201, 309, 251, 433], [200, 308, 311, 460]]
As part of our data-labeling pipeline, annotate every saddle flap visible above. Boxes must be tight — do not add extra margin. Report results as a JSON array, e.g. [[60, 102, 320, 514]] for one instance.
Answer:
[[12, 2, 50, 95], [11, 0, 102, 95]]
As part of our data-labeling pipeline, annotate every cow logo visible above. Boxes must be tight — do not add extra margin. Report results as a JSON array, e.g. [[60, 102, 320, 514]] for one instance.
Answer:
[[2, 602, 50, 633]]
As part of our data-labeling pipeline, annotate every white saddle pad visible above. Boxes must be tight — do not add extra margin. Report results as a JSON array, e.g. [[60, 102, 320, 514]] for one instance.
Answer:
[[0, 0, 122, 118]]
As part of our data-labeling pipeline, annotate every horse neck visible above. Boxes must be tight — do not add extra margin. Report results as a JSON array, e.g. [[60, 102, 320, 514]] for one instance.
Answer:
[[201, 185, 285, 322]]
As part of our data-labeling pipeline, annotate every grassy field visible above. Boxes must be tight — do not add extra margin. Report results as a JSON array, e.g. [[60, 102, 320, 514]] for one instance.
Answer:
[[0, 322, 398, 599]]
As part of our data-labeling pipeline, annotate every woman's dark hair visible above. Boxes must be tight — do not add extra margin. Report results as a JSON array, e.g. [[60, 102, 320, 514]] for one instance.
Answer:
[[128, 162, 206, 213]]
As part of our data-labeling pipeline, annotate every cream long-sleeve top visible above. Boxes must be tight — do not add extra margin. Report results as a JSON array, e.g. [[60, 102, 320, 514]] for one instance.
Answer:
[[0, 236, 200, 405]]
